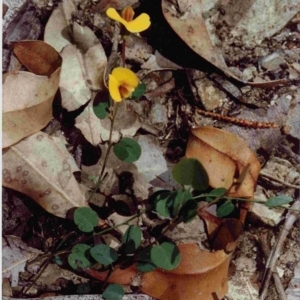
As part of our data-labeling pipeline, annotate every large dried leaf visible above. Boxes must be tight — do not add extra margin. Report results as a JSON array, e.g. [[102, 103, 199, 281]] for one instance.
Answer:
[[44, 0, 76, 52], [86, 244, 231, 300], [161, 0, 289, 87], [13, 40, 62, 76], [161, 0, 232, 78], [2, 132, 87, 218], [3, 67, 61, 148], [186, 127, 261, 198]]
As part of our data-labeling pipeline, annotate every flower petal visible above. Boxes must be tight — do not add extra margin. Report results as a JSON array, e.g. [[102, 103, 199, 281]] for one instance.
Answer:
[[108, 74, 122, 102], [125, 13, 151, 33], [106, 8, 128, 27], [119, 86, 132, 99], [121, 6, 135, 22], [112, 67, 139, 89]]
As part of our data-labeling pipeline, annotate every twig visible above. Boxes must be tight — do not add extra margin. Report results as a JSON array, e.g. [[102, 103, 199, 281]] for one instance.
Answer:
[[260, 170, 300, 189], [195, 109, 279, 128], [260, 198, 300, 299]]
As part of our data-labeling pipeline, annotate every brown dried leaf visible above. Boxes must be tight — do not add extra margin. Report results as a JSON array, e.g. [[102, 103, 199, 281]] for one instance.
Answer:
[[2, 132, 87, 218], [13, 40, 62, 76], [86, 243, 231, 300], [161, 0, 236, 79], [186, 126, 261, 198], [3, 67, 61, 148]]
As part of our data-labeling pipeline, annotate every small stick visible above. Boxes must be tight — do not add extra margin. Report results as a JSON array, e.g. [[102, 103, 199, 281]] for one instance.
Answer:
[[260, 170, 300, 189], [195, 109, 279, 129], [260, 198, 300, 299]]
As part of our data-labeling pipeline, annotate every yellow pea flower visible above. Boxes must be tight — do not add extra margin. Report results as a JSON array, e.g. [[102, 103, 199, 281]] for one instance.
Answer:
[[108, 67, 139, 102], [106, 6, 151, 33]]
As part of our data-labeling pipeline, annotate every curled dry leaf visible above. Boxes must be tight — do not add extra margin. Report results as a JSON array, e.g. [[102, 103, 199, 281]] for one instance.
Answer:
[[2, 132, 87, 218], [161, 0, 290, 87], [186, 127, 261, 198], [161, 0, 234, 79], [3, 40, 62, 148], [85, 244, 231, 300], [13, 40, 62, 76], [3, 67, 60, 148]]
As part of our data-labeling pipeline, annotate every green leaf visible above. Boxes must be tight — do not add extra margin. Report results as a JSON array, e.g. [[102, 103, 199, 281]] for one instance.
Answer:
[[68, 244, 92, 270], [122, 225, 142, 254], [169, 189, 193, 216], [90, 244, 118, 266], [177, 199, 198, 223], [136, 248, 157, 272], [206, 188, 227, 203], [93, 101, 109, 119], [150, 242, 181, 270], [103, 284, 124, 300], [172, 158, 209, 191], [266, 195, 293, 207], [129, 83, 146, 100], [155, 195, 171, 218], [113, 138, 141, 163], [74, 207, 99, 233], [217, 201, 235, 217]]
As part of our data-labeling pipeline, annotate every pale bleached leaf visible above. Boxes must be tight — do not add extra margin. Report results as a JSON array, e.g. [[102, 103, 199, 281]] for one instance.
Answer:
[[3, 132, 87, 218]]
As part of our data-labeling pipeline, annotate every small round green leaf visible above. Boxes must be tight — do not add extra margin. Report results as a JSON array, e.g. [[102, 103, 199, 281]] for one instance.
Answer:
[[113, 138, 141, 163], [103, 284, 124, 300], [68, 244, 92, 270], [122, 225, 142, 254], [217, 201, 235, 217], [155, 196, 171, 218], [90, 244, 118, 266], [74, 207, 99, 233], [172, 158, 209, 191], [136, 248, 157, 272], [130, 83, 146, 100], [169, 189, 193, 216], [206, 188, 227, 203], [150, 242, 181, 270], [93, 101, 109, 119], [266, 195, 293, 207]]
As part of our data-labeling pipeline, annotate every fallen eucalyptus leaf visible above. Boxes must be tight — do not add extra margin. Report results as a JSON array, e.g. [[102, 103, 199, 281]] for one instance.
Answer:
[[3, 67, 61, 148], [186, 126, 261, 198], [13, 40, 62, 76], [2, 132, 87, 218]]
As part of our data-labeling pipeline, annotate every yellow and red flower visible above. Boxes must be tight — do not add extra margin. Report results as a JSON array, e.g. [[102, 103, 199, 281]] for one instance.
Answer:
[[108, 67, 139, 102], [106, 6, 151, 33]]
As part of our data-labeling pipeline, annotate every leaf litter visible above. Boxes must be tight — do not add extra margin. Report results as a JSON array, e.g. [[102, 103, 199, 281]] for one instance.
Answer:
[[2, 0, 300, 299]]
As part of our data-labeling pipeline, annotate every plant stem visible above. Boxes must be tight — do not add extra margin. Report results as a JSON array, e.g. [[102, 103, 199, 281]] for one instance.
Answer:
[[122, 39, 126, 67], [88, 103, 119, 202]]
